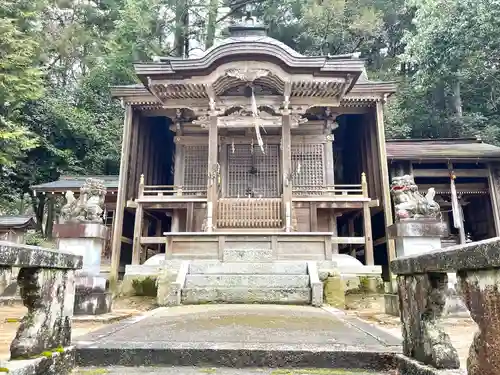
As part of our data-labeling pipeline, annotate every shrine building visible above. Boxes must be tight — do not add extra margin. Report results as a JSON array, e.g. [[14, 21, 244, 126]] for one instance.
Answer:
[[104, 16, 398, 281]]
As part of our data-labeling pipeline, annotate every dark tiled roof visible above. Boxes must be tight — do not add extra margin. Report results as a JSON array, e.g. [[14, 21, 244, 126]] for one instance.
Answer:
[[386, 138, 500, 160], [31, 176, 119, 192], [0, 216, 36, 229]]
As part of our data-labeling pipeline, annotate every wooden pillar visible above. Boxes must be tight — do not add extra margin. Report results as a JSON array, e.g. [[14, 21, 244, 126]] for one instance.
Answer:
[[110, 104, 133, 287], [362, 172, 374, 265], [282, 114, 292, 231], [488, 162, 500, 236], [325, 135, 335, 185], [375, 102, 396, 263], [132, 175, 145, 265], [448, 162, 466, 244], [348, 218, 356, 257], [329, 214, 339, 254], [206, 115, 218, 232], [171, 120, 183, 232]]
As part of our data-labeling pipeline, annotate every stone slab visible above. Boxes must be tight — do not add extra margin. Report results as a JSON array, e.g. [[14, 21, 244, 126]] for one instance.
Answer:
[[391, 236, 500, 274], [73, 311, 133, 323], [2, 346, 75, 375], [181, 287, 311, 304], [394, 236, 442, 258], [387, 221, 447, 238], [54, 223, 107, 239], [223, 248, 273, 262], [73, 367, 392, 375], [185, 274, 310, 288], [74, 305, 401, 368], [189, 261, 308, 275], [0, 241, 82, 269]]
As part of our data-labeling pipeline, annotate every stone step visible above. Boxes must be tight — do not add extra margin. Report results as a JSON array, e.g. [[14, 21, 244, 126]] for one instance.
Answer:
[[181, 287, 311, 304], [189, 261, 307, 275], [222, 248, 273, 262], [73, 367, 391, 375], [185, 274, 310, 288]]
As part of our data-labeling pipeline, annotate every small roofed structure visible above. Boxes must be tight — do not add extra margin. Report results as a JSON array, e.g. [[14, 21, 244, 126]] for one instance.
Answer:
[[387, 137, 500, 248], [0, 216, 36, 244]]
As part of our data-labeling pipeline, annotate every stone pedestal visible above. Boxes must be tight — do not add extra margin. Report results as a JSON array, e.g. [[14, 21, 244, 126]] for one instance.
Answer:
[[54, 223, 112, 315], [385, 220, 467, 316]]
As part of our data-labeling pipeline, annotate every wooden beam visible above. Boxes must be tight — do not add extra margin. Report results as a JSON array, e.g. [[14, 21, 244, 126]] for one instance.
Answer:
[[488, 162, 500, 236], [110, 105, 133, 287], [331, 236, 365, 244], [140, 236, 165, 244], [375, 102, 395, 263], [373, 236, 387, 247], [120, 236, 133, 245], [412, 169, 488, 178]]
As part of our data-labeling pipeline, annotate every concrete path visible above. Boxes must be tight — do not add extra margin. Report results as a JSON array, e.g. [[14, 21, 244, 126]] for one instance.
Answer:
[[74, 305, 401, 370]]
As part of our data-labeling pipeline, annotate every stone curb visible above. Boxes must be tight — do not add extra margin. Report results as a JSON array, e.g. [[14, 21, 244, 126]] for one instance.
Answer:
[[75, 346, 399, 369]]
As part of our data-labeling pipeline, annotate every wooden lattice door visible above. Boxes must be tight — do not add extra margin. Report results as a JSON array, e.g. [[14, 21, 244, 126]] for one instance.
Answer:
[[226, 144, 281, 198]]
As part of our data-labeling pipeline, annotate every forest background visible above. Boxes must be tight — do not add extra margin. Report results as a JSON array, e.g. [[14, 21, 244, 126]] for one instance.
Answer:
[[1, 0, 499, 238]]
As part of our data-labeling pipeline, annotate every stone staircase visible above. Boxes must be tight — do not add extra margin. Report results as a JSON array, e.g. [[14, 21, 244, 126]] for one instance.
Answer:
[[180, 248, 316, 305]]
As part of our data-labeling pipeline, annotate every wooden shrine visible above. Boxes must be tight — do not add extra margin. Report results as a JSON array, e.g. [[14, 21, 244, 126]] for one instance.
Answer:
[[106, 16, 398, 281]]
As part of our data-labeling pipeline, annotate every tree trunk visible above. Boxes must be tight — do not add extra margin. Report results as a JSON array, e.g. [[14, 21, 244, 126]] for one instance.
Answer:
[[30, 192, 45, 234], [205, 0, 219, 49], [451, 79, 463, 117], [45, 197, 54, 239], [174, 0, 186, 57]]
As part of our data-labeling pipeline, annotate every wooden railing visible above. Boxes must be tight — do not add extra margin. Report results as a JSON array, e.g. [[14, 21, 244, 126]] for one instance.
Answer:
[[138, 176, 207, 198], [292, 173, 369, 198], [217, 198, 282, 228]]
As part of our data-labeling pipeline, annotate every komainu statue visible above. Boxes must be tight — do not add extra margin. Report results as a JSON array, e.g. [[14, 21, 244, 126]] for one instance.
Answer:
[[60, 178, 106, 223], [390, 175, 441, 220]]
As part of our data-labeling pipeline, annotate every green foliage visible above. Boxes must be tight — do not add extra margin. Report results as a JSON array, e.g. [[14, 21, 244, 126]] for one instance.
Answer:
[[132, 277, 158, 297]]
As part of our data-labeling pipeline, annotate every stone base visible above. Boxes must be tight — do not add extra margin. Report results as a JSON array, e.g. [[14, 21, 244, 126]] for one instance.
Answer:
[[74, 274, 112, 315], [74, 290, 112, 315]]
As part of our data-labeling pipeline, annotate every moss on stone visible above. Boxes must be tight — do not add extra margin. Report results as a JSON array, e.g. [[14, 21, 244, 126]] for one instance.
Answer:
[[323, 275, 345, 308], [75, 369, 109, 375], [131, 277, 158, 297], [198, 368, 217, 374]]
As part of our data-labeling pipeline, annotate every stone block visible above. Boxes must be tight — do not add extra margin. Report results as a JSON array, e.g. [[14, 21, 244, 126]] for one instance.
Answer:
[[397, 272, 460, 369], [222, 248, 273, 262], [323, 275, 345, 308], [181, 287, 311, 304], [189, 261, 307, 275], [184, 274, 310, 288], [11, 268, 76, 359], [74, 291, 112, 315]]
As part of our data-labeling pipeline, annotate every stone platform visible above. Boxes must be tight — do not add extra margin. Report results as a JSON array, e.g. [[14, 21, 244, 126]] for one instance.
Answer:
[[75, 305, 401, 369]]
